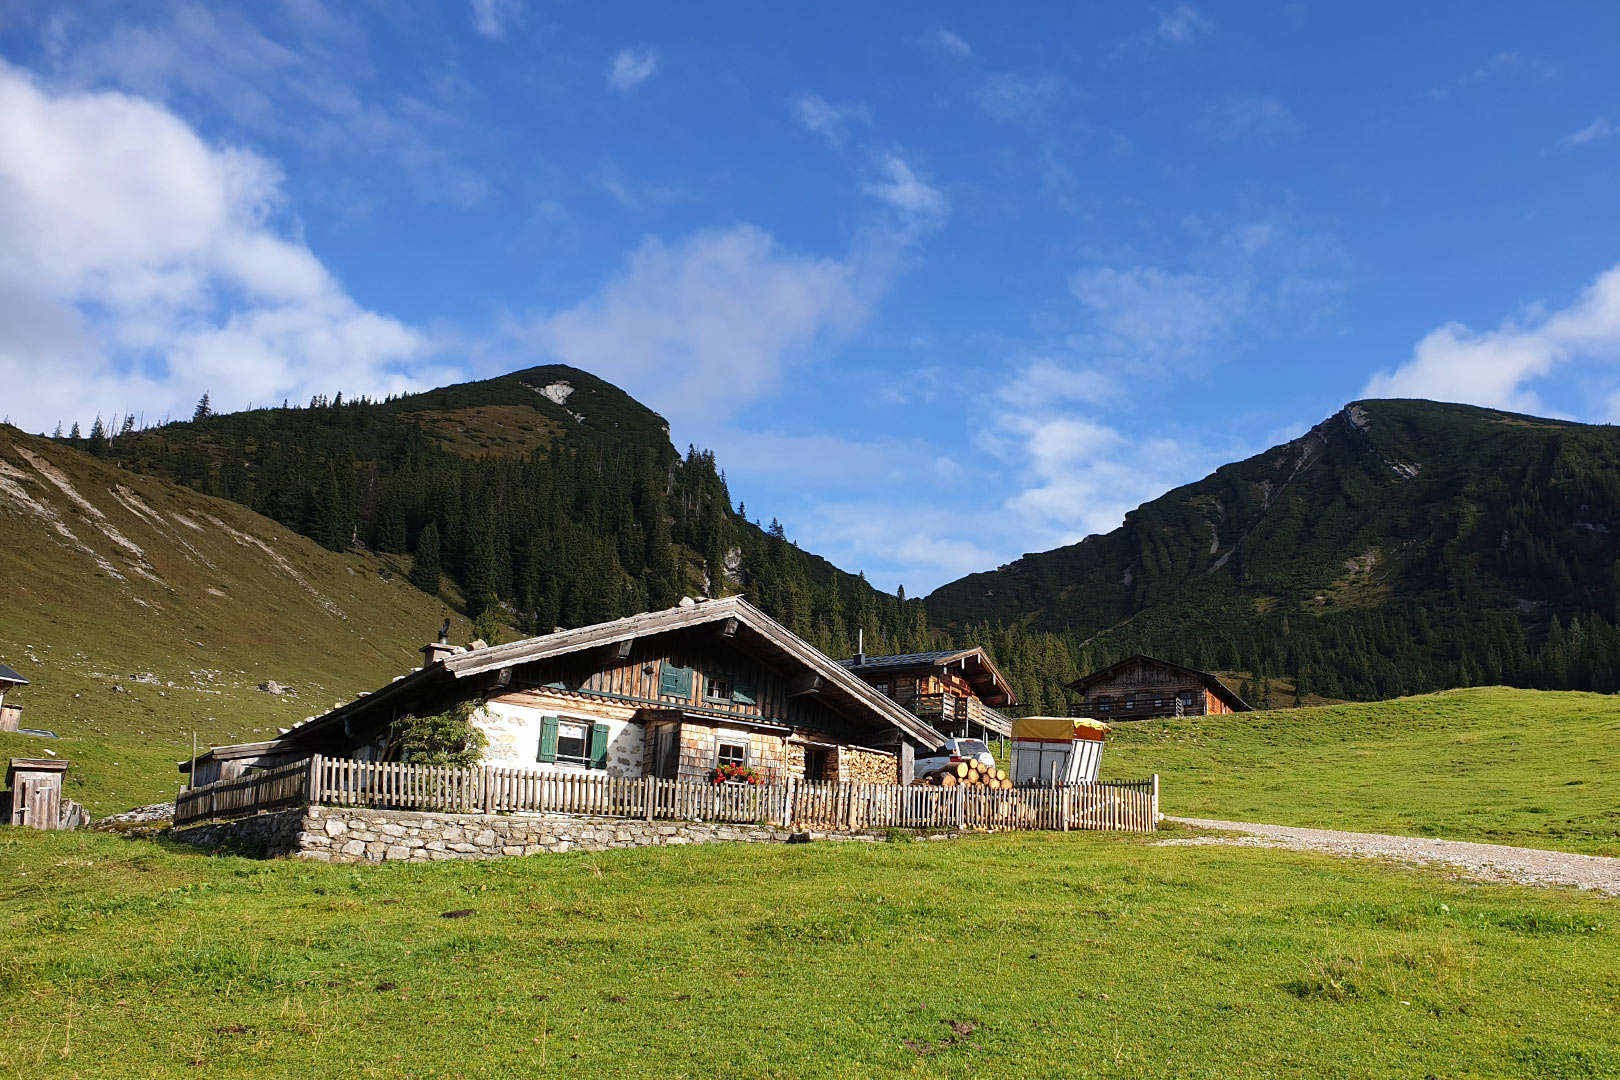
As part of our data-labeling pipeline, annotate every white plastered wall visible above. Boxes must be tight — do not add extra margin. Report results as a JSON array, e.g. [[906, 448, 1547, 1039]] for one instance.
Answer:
[[477, 693, 645, 777]]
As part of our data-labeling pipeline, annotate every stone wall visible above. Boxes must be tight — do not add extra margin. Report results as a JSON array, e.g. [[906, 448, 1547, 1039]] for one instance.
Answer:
[[172, 804, 888, 864]]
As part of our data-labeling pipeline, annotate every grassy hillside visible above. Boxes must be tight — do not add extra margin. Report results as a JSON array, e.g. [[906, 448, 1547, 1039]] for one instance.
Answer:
[[0, 428, 472, 814], [1, 828, 1612, 1078], [931, 399, 1620, 704], [1104, 687, 1620, 856]]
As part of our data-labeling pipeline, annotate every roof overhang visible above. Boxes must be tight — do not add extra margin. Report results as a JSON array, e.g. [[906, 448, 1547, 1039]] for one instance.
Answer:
[[271, 597, 947, 751], [0, 663, 28, 686]]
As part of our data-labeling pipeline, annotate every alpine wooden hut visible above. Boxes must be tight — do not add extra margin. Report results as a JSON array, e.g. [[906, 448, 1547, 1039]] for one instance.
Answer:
[[1067, 655, 1249, 721], [838, 645, 1015, 744], [183, 597, 947, 788]]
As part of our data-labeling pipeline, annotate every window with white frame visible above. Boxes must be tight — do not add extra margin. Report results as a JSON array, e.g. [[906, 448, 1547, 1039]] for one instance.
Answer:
[[717, 740, 747, 768], [555, 720, 590, 764]]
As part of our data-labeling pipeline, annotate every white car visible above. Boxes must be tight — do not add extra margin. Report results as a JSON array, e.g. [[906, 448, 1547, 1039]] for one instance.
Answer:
[[914, 738, 996, 779]]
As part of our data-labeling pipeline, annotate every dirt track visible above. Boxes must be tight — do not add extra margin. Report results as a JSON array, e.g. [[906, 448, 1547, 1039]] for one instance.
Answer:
[[1161, 816, 1620, 896]]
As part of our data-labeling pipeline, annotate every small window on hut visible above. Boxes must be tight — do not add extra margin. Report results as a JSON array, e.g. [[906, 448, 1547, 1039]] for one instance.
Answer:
[[1179, 691, 1198, 712], [873, 680, 890, 698], [705, 675, 732, 702], [717, 741, 747, 768], [1095, 696, 1111, 713], [1122, 694, 1135, 710], [555, 720, 590, 764]]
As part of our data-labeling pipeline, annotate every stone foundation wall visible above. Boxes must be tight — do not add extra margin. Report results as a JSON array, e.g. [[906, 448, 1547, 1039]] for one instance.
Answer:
[[173, 804, 890, 863]]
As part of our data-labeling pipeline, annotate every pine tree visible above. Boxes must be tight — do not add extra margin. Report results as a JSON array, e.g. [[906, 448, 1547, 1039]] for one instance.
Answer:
[[376, 490, 407, 554], [87, 415, 107, 456], [410, 521, 442, 595], [193, 393, 212, 421], [119, 414, 135, 437]]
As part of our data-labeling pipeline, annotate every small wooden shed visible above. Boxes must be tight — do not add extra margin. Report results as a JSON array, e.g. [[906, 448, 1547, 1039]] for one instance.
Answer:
[[8, 758, 68, 830], [0, 663, 27, 732]]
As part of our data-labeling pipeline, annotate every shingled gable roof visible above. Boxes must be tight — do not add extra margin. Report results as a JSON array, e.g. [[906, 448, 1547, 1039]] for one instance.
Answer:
[[0, 664, 27, 686], [838, 647, 1017, 708], [1066, 654, 1251, 712], [283, 596, 947, 748]]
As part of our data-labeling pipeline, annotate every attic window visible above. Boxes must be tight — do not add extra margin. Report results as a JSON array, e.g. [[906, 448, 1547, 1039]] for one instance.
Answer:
[[706, 676, 732, 702]]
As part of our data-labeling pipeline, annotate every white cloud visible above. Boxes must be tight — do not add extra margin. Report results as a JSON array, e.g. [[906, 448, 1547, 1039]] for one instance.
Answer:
[[860, 153, 948, 223], [1558, 117, 1618, 149], [470, 0, 522, 39], [928, 29, 973, 58], [48, 5, 489, 208], [588, 157, 683, 211], [1201, 96, 1300, 142], [0, 61, 448, 432], [517, 225, 876, 423], [1158, 4, 1214, 43], [607, 47, 659, 93], [975, 72, 1069, 125], [1069, 266, 1244, 363], [792, 93, 870, 150], [1363, 262, 1620, 413]]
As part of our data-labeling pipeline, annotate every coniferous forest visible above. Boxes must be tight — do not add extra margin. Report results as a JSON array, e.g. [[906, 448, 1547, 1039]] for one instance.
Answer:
[[60, 377, 1620, 713]]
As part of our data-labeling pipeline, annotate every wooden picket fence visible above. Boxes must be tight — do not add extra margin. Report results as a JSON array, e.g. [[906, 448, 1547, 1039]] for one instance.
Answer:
[[174, 754, 1159, 833]]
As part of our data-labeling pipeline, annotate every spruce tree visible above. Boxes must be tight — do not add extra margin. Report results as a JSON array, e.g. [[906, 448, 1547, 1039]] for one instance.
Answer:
[[193, 393, 212, 421], [410, 521, 442, 595], [87, 415, 107, 456]]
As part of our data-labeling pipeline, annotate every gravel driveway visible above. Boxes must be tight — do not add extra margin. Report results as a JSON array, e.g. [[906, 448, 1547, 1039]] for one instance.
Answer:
[[1161, 817, 1620, 897]]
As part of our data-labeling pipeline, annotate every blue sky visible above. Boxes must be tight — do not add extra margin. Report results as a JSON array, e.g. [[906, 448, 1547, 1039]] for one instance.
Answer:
[[2, 3, 1619, 594]]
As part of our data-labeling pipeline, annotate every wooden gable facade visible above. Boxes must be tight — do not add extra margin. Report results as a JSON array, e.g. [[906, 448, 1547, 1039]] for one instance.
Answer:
[[1066, 655, 1250, 722], [840, 648, 1015, 741]]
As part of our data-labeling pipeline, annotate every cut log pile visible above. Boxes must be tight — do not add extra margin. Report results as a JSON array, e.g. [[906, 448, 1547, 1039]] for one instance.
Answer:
[[914, 760, 1014, 790]]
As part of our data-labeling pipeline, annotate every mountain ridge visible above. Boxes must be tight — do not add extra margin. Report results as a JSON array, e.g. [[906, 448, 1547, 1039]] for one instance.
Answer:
[[927, 397, 1620, 703]]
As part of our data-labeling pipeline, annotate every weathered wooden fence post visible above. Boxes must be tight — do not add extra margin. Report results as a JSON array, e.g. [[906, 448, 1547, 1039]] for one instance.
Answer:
[[1151, 773, 1160, 827], [955, 784, 965, 830], [305, 753, 323, 807], [783, 778, 795, 829], [644, 775, 656, 822]]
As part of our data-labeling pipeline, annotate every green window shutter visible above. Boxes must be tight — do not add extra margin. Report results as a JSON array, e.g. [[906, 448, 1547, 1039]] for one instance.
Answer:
[[658, 663, 693, 699], [732, 679, 757, 706], [538, 715, 559, 763], [589, 723, 610, 770]]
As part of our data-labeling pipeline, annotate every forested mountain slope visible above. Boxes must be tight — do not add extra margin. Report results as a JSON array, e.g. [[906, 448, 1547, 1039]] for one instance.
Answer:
[[0, 428, 478, 813], [928, 400, 1620, 702], [87, 365, 931, 661]]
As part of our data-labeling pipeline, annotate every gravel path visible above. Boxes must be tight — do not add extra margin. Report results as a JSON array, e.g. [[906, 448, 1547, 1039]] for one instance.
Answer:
[[1161, 817, 1620, 897]]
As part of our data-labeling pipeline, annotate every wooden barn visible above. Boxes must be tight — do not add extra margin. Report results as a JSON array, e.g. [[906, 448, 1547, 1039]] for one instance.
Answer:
[[839, 646, 1015, 743], [184, 597, 946, 788], [1067, 655, 1249, 721]]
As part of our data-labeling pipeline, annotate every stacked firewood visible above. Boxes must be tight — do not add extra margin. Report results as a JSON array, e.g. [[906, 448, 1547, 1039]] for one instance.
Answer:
[[915, 760, 1014, 790]]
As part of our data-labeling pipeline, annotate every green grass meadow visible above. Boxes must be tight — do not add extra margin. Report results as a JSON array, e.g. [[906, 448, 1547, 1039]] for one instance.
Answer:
[[1104, 687, 1620, 856], [2, 826, 1616, 1080]]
